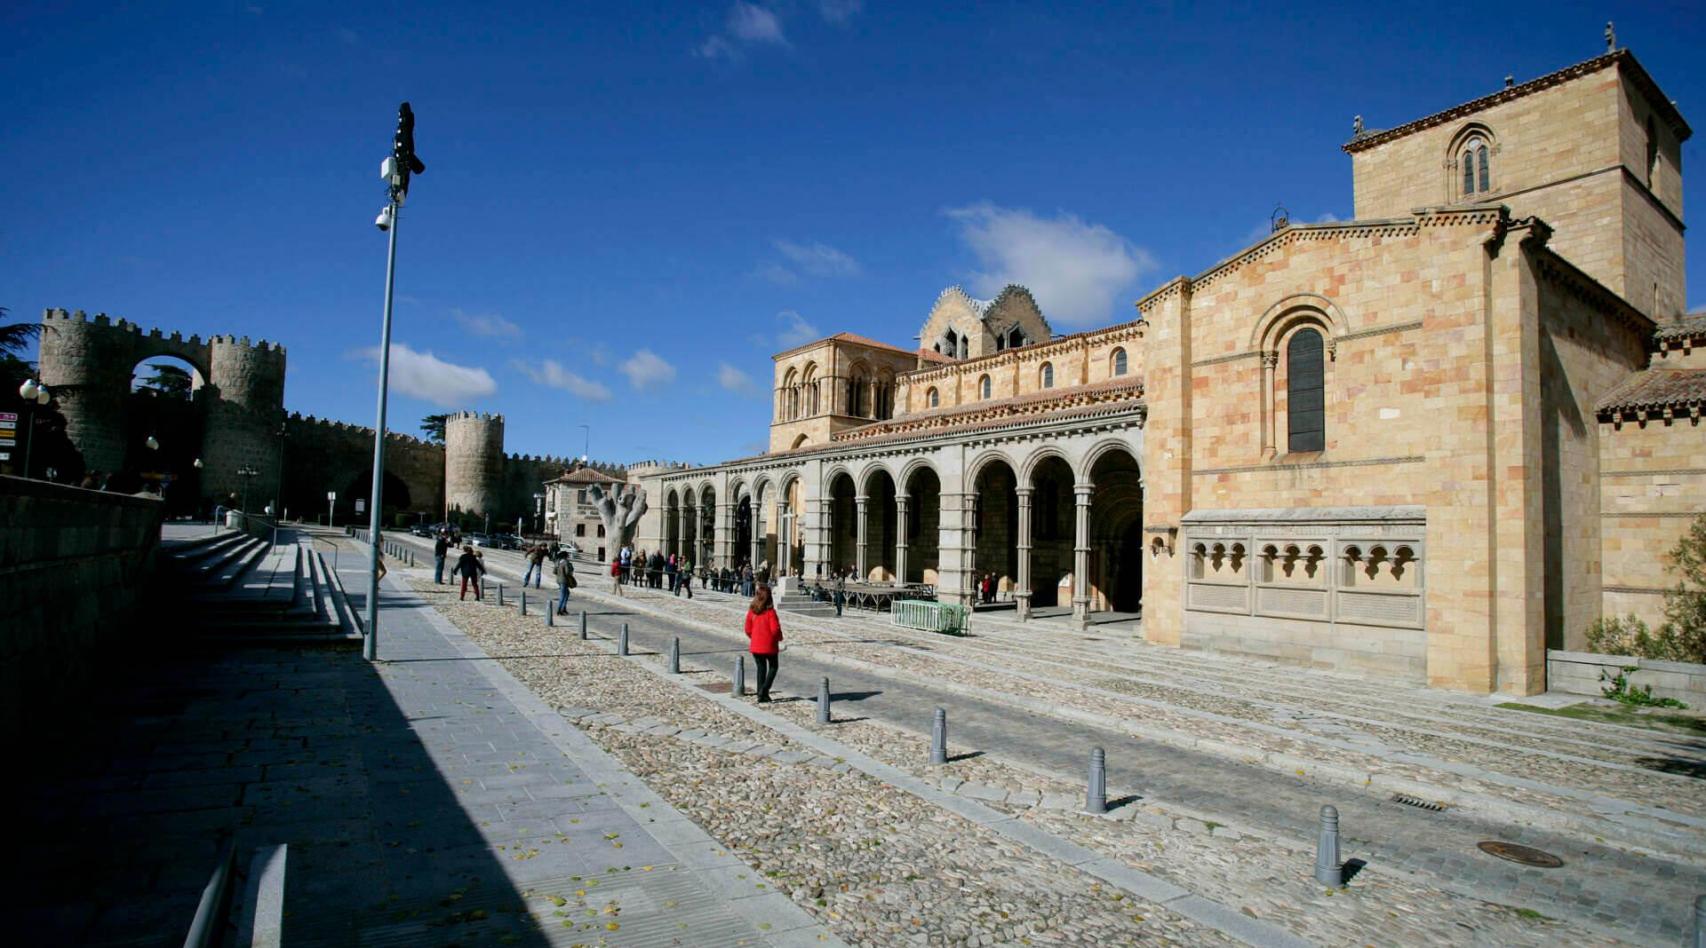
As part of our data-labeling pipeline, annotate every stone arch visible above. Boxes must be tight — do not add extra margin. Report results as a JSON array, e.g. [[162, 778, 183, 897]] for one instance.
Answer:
[[1446, 122, 1498, 201], [862, 466, 899, 581], [1019, 446, 1074, 489], [971, 455, 1020, 605], [777, 470, 806, 576], [790, 433, 810, 450], [1248, 293, 1346, 353], [901, 461, 942, 585], [964, 447, 1022, 493], [1079, 437, 1144, 485], [858, 461, 897, 498], [1085, 442, 1144, 614], [825, 467, 859, 576]]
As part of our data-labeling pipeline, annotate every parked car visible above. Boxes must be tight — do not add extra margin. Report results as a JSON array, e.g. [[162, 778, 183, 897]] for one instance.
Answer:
[[493, 533, 522, 550], [409, 523, 434, 537], [467, 533, 495, 548]]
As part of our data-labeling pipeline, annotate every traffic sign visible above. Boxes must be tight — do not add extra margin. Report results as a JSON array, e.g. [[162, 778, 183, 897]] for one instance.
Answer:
[[0, 438, 15, 448], [0, 412, 16, 422], [355, 499, 366, 514]]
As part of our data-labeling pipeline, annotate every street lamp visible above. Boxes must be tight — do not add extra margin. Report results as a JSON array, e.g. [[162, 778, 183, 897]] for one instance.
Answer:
[[364, 101, 426, 663], [577, 424, 589, 464], [17, 378, 50, 479], [145, 434, 159, 451], [236, 465, 259, 513]]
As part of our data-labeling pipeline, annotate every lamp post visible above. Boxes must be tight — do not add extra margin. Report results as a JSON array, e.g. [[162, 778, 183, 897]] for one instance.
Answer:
[[236, 465, 259, 513], [16, 378, 50, 478], [577, 424, 589, 463], [364, 101, 426, 663]]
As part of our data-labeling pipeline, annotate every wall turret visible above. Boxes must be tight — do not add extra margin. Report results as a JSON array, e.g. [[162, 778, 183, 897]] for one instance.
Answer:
[[445, 411, 505, 518]]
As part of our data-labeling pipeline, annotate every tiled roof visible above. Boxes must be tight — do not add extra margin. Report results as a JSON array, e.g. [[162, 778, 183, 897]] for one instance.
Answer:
[[1343, 50, 1691, 154], [1654, 311, 1706, 343], [548, 467, 624, 484], [828, 332, 914, 355], [916, 348, 955, 365], [1596, 368, 1706, 416]]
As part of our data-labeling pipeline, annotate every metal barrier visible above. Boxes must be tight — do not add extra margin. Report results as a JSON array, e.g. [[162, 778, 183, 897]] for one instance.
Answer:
[[890, 599, 970, 635]]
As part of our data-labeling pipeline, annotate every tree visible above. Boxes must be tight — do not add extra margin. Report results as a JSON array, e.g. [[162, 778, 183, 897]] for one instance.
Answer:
[[136, 363, 194, 400], [0, 306, 40, 369], [421, 413, 448, 443]]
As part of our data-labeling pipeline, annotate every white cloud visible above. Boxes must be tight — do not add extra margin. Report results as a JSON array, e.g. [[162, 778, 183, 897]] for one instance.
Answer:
[[452, 308, 521, 340], [762, 309, 821, 349], [699, 2, 787, 59], [817, 0, 862, 24], [944, 201, 1155, 327], [775, 239, 860, 277], [354, 343, 496, 407], [754, 261, 798, 285], [620, 349, 677, 389], [717, 362, 760, 394], [514, 359, 612, 401]]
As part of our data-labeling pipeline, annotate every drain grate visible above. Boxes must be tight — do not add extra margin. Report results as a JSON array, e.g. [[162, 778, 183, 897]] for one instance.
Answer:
[[1477, 841, 1565, 868], [1391, 793, 1447, 811]]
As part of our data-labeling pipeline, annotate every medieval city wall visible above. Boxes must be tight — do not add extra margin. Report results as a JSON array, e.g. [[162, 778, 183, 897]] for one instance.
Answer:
[[281, 413, 445, 521]]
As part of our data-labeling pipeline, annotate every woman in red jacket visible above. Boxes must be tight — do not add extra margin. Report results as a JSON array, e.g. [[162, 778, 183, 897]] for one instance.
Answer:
[[744, 585, 783, 703]]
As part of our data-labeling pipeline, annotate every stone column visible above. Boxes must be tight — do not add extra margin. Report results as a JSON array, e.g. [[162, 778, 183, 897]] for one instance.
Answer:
[[895, 493, 911, 586], [805, 496, 831, 580], [1260, 351, 1279, 458], [715, 502, 736, 569], [1072, 485, 1093, 628], [1015, 487, 1034, 620], [854, 495, 869, 581], [937, 491, 974, 607]]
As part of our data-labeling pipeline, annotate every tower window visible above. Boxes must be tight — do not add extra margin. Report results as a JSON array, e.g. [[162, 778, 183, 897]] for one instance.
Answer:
[[1040, 362, 1054, 389], [979, 375, 991, 400], [1286, 329, 1325, 453], [927, 387, 939, 408], [1461, 136, 1490, 196], [1110, 347, 1128, 376]]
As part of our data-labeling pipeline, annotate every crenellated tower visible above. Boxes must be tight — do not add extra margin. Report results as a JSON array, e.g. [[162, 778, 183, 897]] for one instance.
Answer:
[[444, 411, 505, 518]]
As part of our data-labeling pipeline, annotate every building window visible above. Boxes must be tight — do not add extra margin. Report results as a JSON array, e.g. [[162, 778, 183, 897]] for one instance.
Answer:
[[1286, 329, 1325, 452], [1461, 136, 1490, 195], [1040, 362, 1054, 388], [576, 523, 586, 537], [979, 375, 992, 399], [597, 524, 607, 538], [927, 387, 939, 408], [1110, 348, 1128, 376], [576, 489, 587, 503]]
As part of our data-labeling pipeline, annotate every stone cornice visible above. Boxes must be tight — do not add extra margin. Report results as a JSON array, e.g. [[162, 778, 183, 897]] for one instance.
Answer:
[[833, 378, 1145, 445], [1137, 207, 1506, 316], [1342, 50, 1691, 154]]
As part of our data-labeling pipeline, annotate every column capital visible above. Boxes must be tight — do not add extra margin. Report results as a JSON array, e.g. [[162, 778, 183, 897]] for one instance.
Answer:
[[1014, 486, 1034, 499], [1074, 484, 1094, 501]]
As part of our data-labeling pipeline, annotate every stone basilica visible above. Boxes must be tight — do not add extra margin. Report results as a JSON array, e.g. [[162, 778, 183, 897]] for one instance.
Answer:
[[631, 47, 1704, 694]]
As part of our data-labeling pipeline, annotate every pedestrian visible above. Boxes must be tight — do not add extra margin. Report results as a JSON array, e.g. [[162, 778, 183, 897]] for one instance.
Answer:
[[619, 546, 632, 585], [744, 584, 783, 703], [523, 543, 547, 589], [665, 553, 678, 593], [741, 564, 755, 598], [677, 556, 694, 599], [553, 551, 576, 615], [433, 531, 450, 585], [455, 544, 485, 601], [609, 556, 624, 597], [833, 569, 846, 617]]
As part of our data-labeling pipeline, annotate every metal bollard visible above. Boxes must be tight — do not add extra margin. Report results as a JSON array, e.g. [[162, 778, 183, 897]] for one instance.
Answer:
[[733, 655, 746, 697], [1086, 747, 1107, 814], [1693, 894, 1705, 948], [1315, 805, 1343, 886], [817, 677, 831, 725], [520, 589, 527, 617], [497, 583, 505, 607], [930, 707, 948, 765], [669, 637, 680, 674], [618, 623, 629, 656], [580, 610, 588, 639], [546, 600, 554, 627]]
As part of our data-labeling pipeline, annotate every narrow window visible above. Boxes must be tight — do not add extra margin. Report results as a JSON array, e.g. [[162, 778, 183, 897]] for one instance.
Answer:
[[958, 337, 968, 359], [979, 375, 991, 399], [1040, 362, 1054, 389], [1477, 144, 1490, 192], [1111, 348, 1128, 376], [1286, 329, 1325, 452], [1463, 151, 1475, 196], [927, 387, 939, 408]]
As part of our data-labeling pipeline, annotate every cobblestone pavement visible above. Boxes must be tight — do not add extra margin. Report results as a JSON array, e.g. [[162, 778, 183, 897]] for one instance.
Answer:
[[380, 534, 1706, 947]]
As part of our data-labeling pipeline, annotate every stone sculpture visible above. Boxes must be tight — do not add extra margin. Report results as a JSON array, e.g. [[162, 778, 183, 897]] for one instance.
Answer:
[[588, 482, 647, 551]]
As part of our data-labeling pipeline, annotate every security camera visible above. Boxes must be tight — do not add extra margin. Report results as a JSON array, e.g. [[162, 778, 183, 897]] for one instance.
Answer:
[[375, 206, 394, 231]]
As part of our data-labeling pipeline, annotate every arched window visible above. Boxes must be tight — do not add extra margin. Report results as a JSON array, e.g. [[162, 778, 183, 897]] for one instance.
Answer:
[[978, 375, 991, 400], [1040, 362, 1054, 389], [1110, 348, 1128, 376], [1009, 328, 1024, 349], [1461, 136, 1490, 196], [927, 387, 939, 408], [1286, 328, 1325, 452]]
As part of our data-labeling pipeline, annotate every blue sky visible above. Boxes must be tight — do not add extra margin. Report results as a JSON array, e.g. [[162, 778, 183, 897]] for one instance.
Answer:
[[3, 1, 1702, 464]]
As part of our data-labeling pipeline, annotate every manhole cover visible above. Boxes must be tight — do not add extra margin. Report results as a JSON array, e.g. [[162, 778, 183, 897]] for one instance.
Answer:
[[1476, 841, 1564, 867]]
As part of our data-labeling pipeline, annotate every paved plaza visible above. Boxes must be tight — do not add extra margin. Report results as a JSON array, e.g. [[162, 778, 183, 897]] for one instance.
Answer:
[[388, 530, 1706, 946]]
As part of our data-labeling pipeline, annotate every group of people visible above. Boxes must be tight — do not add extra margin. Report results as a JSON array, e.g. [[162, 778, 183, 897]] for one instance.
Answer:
[[608, 547, 696, 599], [432, 533, 578, 615], [977, 571, 1005, 604]]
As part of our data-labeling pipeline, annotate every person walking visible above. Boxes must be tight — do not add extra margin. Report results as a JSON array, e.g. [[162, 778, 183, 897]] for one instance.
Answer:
[[665, 553, 677, 593], [433, 531, 450, 584], [741, 564, 755, 598], [609, 556, 624, 597], [455, 544, 486, 601], [677, 556, 694, 599], [553, 552, 576, 615], [833, 568, 846, 617], [523, 543, 547, 588], [744, 585, 783, 703]]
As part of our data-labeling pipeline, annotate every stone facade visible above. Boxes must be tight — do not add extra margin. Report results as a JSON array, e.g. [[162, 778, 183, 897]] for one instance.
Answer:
[[543, 464, 626, 559], [632, 47, 1699, 695]]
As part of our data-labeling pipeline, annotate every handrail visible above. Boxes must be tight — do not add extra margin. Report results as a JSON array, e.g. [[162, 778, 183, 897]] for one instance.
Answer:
[[182, 841, 236, 948], [309, 535, 340, 572]]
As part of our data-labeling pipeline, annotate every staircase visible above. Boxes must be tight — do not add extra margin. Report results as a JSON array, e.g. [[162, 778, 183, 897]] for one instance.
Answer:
[[161, 528, 362, 646], [777, 585, 839, 618]]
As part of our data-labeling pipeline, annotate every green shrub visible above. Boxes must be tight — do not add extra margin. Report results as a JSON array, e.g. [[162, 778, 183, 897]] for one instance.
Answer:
[[1599, 666, 1687, 709], [1584, 514, 1706, 666]]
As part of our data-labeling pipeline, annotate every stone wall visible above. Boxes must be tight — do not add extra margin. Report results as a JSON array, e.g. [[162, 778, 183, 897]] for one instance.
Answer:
[[1546, 649, 1706, 706], [0, 476, 164, 745], [445, 412, 505, 517], [282, 413, 445, 522]]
